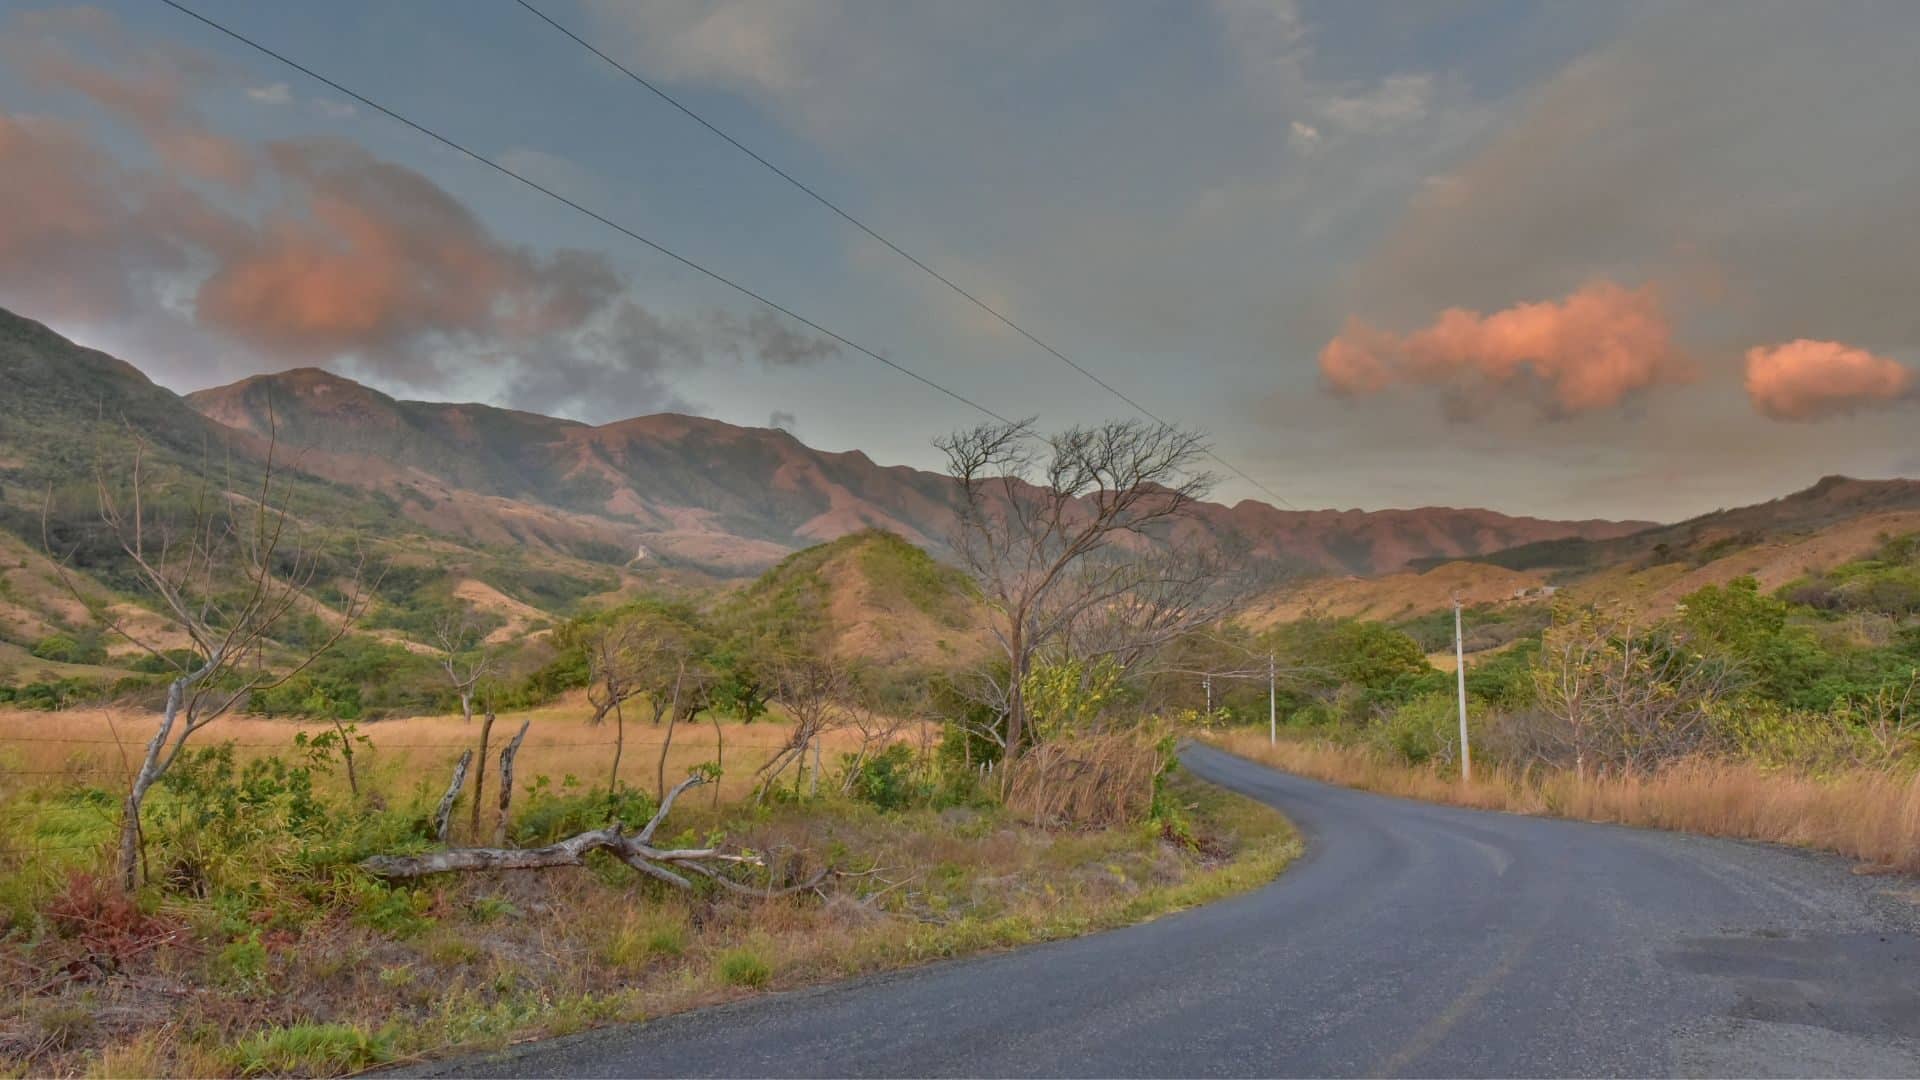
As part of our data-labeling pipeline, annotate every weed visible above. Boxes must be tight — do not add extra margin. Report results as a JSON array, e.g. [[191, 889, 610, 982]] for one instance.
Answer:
[[715, 945, 773, 988], [355, 881, 435, 937], [224, 1022, 392, 1076], [468, 895, 522, 923], [212, 931, 268, 989], [377, 965, 414, 988], [35, 1003, 96, 1053], [602, 908, 691, 970]]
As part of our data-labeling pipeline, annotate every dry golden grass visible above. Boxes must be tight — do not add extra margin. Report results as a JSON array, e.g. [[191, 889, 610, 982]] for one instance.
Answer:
[[0, 695, 919, 805], [1006, 733, 1166, 827], [1204, 729, 1920, 873]]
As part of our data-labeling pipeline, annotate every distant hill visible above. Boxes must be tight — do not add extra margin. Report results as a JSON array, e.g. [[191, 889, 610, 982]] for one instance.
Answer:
[[1248, 479, 1920, 647], [3, 304, 1651, 580], [1417, 475, 1920, 576], [725, 530, 990, 671]]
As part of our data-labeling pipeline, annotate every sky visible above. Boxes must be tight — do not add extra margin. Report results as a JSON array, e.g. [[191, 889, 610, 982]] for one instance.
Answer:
[[1, 1, 1917, 523]]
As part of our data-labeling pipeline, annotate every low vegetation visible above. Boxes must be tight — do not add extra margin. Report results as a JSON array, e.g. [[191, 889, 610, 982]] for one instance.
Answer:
[[1191, 533, 1920, 873], [1205, 732, 1919, 872], [0, 709, 1294, 1076]]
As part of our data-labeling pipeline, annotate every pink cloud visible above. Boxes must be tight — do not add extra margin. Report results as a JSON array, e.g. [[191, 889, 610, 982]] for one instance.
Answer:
[[1319, 281, 1681, 416], [1744, 339, 1914, 421], [5, 8, 252, 188]]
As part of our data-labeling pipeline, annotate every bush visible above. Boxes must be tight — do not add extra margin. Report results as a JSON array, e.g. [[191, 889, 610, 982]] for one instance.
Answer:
[[0, 677, 110, 710], [843, 744, 927, 811], [1369, 692, 1473, 767], [30, 632, 108, 665], [509, 779, 655, 847]]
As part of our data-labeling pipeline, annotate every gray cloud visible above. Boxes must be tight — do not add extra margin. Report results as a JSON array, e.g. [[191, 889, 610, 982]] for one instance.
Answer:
[[1351, 3, 1920, 353], [0, 8, 839, 425]]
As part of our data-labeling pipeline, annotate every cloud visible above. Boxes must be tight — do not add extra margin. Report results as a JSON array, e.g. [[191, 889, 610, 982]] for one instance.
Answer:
[[1319, 281, 1681, 417], [1744, 339, 1914, 422], [0, 9, 838, 422], [1287, 120, 1322, 153], [1348, 5, 1920, 348], [709, 310, 840, 367], [246, 82, 291, 106], [4, 8, 251, 187], [0, 111, 238, 325], [1322, 74, 1432, 134]]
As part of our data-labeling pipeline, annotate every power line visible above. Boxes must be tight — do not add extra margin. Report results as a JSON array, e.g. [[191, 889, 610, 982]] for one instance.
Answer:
[[514, 0, 1296, 510], [155, 0, 1013, 427]]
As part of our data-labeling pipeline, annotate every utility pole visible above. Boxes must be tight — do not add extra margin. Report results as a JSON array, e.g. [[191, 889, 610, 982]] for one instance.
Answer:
[[1453, 597, 1472, 782], [1268, 652, 1277, 745], [1204, 673, 1212, 716]]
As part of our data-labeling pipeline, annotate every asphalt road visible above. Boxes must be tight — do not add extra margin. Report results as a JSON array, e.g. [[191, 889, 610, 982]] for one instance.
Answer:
[[419, 743, 1920, 1078]]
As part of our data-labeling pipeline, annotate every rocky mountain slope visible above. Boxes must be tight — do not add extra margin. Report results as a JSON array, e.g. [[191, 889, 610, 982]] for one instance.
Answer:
[[4, 304, 1646, 579], [180, 359, 1650, 576]]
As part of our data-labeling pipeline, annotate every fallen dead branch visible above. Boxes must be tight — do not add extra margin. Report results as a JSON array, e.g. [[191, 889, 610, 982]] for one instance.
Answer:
[[362, 773, 830, 896]]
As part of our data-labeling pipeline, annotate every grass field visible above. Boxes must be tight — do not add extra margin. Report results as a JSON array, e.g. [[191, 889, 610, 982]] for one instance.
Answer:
[[0, 694, 915, 805], [1203, 729, 1920, 874]]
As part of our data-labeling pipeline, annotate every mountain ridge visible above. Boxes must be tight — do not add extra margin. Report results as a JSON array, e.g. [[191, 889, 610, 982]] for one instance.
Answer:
[[5, 304, 1652, 576]]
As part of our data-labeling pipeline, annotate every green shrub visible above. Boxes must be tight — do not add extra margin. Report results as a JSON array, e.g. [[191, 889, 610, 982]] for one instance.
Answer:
[[510, 779, 655, 846], [30, 633, 104, 665], [1369, 692, 1474, 767], [716, 945, 772, 987], [214, 931, 270, 988], [844, 744, 928, 811], [354, 882, 435, 938]]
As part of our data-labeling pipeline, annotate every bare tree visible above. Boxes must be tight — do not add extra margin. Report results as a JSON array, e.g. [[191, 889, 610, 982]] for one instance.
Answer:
[[1061, 543, 1260, 687], [433, 610, 498, 840], [580, 615, 652, 794], [838, 687, 915, 795], [1531, 603, 1738, 777], [755, 652, 851, 801], [936, 419, 1214, 762], [433, 610, 496, 725], [47, 431, 373, 891]]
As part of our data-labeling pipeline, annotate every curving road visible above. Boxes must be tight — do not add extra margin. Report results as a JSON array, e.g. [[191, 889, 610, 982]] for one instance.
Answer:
[[420, 743, 1920, 1078]]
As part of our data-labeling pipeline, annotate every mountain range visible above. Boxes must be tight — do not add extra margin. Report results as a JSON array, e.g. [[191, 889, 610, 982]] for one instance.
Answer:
[[13, 304, 1920, 601], [0, 307, 1652, 577]]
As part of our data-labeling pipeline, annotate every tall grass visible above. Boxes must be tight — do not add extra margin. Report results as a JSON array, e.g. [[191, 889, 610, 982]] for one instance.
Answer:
[[0, 696, 911, 805], [1204, 729, 1920, 873], [1005, 733, 1166, 827]]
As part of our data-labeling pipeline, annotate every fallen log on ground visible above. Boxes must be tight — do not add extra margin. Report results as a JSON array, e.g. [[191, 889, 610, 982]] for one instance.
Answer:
[[361, 773, 829, 897]]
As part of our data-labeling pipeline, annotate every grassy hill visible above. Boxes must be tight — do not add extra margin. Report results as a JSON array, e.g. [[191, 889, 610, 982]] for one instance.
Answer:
[[724, 530, 989, 672]]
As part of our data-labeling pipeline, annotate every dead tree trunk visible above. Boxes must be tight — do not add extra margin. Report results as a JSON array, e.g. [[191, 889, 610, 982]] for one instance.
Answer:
[[332, 715, 360, 799], [469, 702, 497, 841], [711, 711, 725, 808], [364, 774, 827, 896], [435, 750, 473, 843], [119, 675, 184, 891], [608, 698, 627, 796], [655, 669, 684, 805], [494, 721, 530, 846]]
